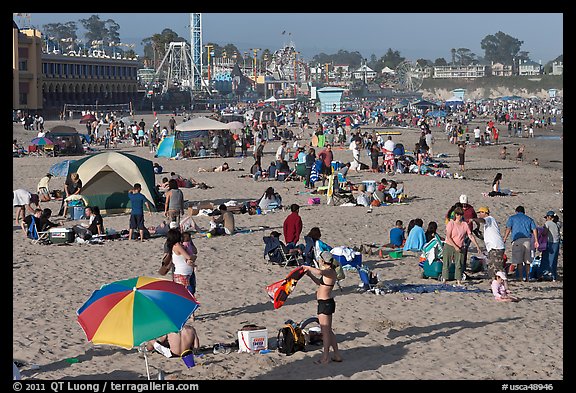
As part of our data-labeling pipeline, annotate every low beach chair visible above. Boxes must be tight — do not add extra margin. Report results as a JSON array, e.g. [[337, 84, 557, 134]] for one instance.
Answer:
[[263, 235, 302, 267]]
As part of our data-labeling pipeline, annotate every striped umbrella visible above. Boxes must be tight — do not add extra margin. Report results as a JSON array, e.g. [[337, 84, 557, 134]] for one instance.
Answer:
[[30, 137, 54, 146], [77, 276, 199, 349]]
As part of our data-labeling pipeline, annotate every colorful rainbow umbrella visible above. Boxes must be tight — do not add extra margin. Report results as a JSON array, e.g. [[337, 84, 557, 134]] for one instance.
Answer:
[[77, 276, 200, 349], [30, 136, 54, 146]]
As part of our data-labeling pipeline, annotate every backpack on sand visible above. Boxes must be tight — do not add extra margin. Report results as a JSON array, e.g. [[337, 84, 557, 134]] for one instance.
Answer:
[[277, 322, 306, 356]]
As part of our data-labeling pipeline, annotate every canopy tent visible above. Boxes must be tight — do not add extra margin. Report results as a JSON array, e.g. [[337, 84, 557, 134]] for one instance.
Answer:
[[411, 99, 439, 110], [67, 151, 161, 214], [264, 96, 278, 103], [155, 136, 184, 158], [445, 96, 464, 107], [177, 130, 210, 141], [425, 110, 448, 118], [47, 125, 85, 156], [175, 117, 229, 132]]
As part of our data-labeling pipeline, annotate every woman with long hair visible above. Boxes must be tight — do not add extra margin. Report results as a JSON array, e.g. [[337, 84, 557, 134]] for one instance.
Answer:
[[166, 228, 197, 297]]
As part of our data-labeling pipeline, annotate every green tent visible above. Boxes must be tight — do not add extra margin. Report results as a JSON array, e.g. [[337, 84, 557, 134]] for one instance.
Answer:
[[66, 151, 162, 214]]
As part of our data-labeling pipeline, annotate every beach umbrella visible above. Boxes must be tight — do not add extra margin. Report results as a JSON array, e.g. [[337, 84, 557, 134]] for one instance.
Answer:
[[77, 276, 200, 379], [79, 114, 97, 124], [226, 121, 245, 130], [30, 137, 54, 146], [48, 159, 76, 177]]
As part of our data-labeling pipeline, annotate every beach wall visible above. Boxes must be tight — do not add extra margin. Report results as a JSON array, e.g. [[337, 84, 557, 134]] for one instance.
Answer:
[[420, 75, 563, 100]]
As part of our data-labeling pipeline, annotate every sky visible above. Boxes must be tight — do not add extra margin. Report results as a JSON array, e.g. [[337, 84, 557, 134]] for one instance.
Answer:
[[18, 13, 564, 64]]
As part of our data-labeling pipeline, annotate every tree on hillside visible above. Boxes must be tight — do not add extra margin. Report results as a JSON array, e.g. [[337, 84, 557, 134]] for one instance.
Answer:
[[42, 22, 78, 52], [481, 31, 524, 64], [79, 15, 120, 47], [380, 48, 405, 69], [455, 48, 477, 65], [434, 58, 448, 66], [142, 29, 185, 69]]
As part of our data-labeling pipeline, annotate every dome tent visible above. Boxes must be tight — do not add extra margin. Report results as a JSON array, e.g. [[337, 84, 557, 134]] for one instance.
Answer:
[[66, 151, 161, 214]]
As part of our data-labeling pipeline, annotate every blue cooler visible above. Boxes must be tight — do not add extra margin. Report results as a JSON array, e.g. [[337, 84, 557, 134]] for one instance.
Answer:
[[333, 252, 362, 268], [69, 205, 85, 220]]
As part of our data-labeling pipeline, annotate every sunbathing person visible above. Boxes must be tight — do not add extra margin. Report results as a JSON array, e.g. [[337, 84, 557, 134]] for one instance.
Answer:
[[145, 325, 200, 358], [198, 162, 230, 173]]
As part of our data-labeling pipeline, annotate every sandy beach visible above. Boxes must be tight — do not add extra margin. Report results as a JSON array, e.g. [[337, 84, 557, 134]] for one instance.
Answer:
[[13, 111, 563, 381]]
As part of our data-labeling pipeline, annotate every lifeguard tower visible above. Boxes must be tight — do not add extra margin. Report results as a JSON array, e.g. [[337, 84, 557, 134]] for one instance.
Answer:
[[317, 86, 346, 115]]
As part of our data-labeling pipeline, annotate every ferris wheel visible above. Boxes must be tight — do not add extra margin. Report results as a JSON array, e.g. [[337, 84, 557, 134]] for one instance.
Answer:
[[395, 60, 425, 92]]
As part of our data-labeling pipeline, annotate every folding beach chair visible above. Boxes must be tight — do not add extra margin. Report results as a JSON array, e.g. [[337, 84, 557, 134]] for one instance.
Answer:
[[26, 216, 50, 245], [263, 235, 302, 267], [27, 145, 40, 156]]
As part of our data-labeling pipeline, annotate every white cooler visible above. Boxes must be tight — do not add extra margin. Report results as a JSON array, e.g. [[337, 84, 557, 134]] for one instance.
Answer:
[[48, 227, 75, 244]]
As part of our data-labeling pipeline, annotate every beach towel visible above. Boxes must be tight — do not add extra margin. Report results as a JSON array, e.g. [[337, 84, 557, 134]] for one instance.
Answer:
[[403, 226, 426, 252]]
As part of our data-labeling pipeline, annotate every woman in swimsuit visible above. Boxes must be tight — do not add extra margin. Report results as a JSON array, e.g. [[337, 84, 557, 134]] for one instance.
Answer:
[[146, 325, 200, 358], [302, 251, 343, 364]]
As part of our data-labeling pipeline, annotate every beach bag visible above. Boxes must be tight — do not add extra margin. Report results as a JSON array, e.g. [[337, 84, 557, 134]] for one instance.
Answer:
[[277, 322, 306, 355], [158, 253, 173, 276], [333, 259, 345, 281]]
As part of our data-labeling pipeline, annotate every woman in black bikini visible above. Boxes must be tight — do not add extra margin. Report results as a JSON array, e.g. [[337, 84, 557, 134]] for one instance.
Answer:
[[302, 251, 343, 364]]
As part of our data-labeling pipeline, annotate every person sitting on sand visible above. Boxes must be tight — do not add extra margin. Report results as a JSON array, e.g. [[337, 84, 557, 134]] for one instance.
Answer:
[[403, 218, 426, 252], [258, 186, 282, 211], [146, 325, 200, 358], [488, 172, 517, 196], [491, 271, 520, 302], [382, 219, 405, 249], [209, 204, 235, 236]]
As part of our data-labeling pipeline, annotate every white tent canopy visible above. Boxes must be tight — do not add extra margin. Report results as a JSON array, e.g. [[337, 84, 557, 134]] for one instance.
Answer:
[[381, 66, 395, 74], [446, 96, 464, 103], [264, 96, 277, 102], [175, 117, 230, 132]]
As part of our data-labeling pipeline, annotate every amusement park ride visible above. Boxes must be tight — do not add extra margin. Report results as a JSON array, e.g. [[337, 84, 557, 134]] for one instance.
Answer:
[[145, 13, 424, 106]]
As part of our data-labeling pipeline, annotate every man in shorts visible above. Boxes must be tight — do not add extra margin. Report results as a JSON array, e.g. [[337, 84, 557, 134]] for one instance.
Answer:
[[128, 183, 152, 241], [502, 206, 538, 282]]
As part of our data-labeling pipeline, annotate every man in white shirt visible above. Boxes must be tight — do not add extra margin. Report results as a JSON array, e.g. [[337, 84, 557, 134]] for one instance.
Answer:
[[472, 206, 505, 279], [276, 141, 287, 164], [383, 136, 395, 152]]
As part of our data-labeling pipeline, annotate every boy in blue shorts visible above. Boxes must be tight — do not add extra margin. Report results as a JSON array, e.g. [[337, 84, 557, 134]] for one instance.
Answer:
[[128, 183, 152, 241]]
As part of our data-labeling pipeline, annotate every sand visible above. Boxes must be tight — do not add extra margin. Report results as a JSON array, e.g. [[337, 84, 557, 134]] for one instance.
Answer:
[[12, 111, 563, 381]]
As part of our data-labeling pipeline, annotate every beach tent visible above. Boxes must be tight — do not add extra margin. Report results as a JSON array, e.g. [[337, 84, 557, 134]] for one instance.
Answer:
[[175, 117, 230, 132], [411, 99, 439, 110], [155, 136, 184, 158], [66, 151, 161, 214], [425, 110, 447, 118], [47, 125, 85, 156], [445, 96, 464, 108]]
